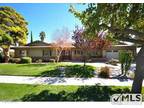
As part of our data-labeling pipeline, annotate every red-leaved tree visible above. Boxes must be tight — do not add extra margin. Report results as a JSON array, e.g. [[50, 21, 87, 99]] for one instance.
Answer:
[[72, 26, 111, 66]]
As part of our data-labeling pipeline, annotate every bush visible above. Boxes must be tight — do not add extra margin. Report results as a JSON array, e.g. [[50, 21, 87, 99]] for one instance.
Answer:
[[9, 58, 21, 63], [119, 50, 133, 75], [21, 57, 32, 63], [98, 66, 110, 78], [65, 65, 95, 78], [36, 59, 43, 63]]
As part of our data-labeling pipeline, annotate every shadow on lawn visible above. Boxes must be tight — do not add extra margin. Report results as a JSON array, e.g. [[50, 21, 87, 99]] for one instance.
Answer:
[[39, 65, 95, 78], [111, 75, 133, 82], [43, 77, 66, 84], [21, 85, 130, 101], [40, 69, 61, 77]]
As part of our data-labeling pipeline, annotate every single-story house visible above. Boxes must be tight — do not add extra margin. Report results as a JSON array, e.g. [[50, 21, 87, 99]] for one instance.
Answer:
[[11, 40, 137, 62], [0, 47, 15, 57]]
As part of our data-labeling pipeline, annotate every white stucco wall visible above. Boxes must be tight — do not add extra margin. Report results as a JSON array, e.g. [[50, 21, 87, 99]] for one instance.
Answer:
[[106, 51, 119, 59], [28, 49, 43, 57]]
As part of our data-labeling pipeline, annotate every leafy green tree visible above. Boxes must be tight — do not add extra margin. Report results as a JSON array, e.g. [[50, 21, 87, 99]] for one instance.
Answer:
[[39, 31, 46, 42], [0, 6, 28, 62], [69, 3, 144, 93], [30, 31, 33, 43]]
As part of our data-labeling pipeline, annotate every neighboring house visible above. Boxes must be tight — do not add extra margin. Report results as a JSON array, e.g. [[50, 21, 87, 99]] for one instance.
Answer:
[[11, 40, 137, 62]]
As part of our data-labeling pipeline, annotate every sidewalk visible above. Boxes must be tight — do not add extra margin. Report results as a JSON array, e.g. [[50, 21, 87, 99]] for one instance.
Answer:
[[0, 75, 143, 86]]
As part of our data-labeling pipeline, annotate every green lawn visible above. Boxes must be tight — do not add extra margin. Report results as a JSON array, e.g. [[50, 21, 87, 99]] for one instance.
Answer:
[[0, 63, 66, 76], [0, 83, 143, 101], [0, 63, 95, 77], [0, 83, 78, 101]]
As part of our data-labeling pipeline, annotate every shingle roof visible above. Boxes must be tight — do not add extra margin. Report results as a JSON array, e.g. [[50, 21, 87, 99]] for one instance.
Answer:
[[26, 40, 52, 46]]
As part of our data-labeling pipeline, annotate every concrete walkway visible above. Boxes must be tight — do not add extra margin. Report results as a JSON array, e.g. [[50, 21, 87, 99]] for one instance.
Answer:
[[0, 75, 144, 86]]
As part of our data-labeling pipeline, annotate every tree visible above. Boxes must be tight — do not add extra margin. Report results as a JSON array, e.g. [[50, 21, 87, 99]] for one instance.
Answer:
[[0, 6, 28, 62], [0, 30, 13, 62], [69, 3, 144, 93], [52, 27, 71, 62], [72, 26, 111, 67], [39, 31, 46, 42], [30, 31, 33, 43]]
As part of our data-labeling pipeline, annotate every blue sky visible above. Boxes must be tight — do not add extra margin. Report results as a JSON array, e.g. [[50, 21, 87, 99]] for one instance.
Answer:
[[0, 3, 87, 43]]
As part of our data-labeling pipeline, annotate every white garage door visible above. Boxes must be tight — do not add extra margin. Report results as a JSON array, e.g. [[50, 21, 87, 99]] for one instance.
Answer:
[[106, 51, 119, 59]]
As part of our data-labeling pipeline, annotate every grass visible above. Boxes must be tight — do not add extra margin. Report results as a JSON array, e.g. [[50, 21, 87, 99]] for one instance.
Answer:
[[0, 83, 78, 101], [0, 63, 96, 78], [0, 83, 144, 101], [0, 63, 65, 76]]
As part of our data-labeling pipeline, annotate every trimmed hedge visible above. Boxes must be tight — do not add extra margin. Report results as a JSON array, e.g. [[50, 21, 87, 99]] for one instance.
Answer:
[[21, 57, 32, 64], [9, 58, 21, 63]]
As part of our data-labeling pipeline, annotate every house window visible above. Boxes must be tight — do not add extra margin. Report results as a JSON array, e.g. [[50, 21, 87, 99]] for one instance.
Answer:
[[19, 50, 26, 57], [77, 50, 80, 55], [74, 50, 83, 55], [74, 50, 76, 55], [65, 50, 69, 56], [113, 50, 118, 52], [91, 50, 102, 57], [106, 50, 112, 52], [43, 50, 52, 56], [49, 50, 52, 56]]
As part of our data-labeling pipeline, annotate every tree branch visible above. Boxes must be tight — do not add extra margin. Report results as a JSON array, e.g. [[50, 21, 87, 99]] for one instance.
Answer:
[[99, 23, 144, 44], [115, 35, 144, 44], [100, 23, 144, 36]]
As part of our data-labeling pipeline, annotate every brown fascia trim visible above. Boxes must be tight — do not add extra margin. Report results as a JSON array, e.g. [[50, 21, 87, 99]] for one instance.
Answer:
[[10, 45, 136, 51], [10, 46, 75, 49]]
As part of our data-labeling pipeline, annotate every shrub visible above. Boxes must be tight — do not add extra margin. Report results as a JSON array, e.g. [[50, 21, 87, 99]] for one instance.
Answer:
[[65, 65, 95, 78], [21, 57, 32, 63], [98, 66, 110, 78], [36, 59, 42, 63], [119, 50, 133, 75], [9, 58, 21, 63]]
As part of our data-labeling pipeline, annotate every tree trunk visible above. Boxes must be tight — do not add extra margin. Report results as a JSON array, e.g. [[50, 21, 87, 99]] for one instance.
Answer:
[[3, 47, 10, 63], [121, 63, 124, 75], [131, 46, 144, 93], [83, 51, 87, 67], [56, 49, 63, 63], [84, 58, 86, 67]]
